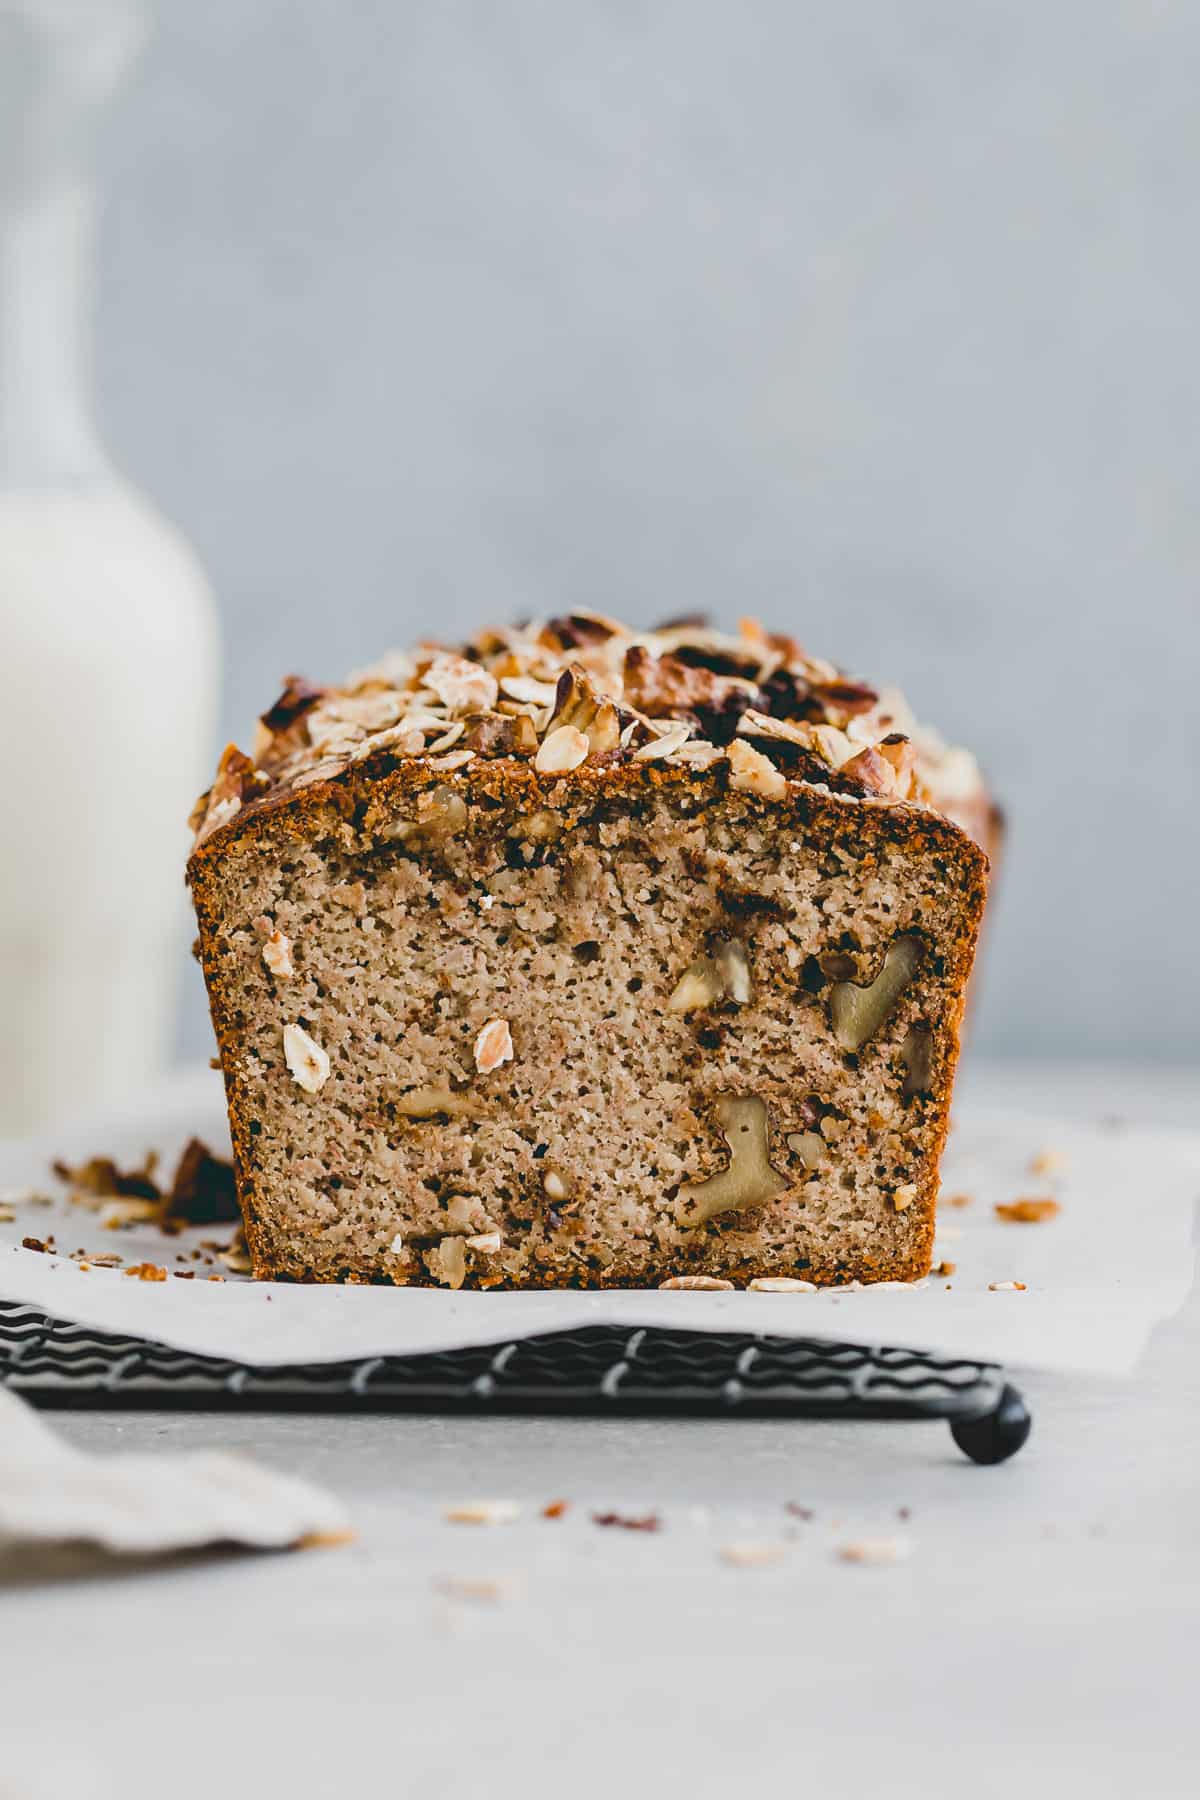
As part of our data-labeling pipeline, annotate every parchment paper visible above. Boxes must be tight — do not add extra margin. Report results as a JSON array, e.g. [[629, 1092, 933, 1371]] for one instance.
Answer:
[[2, 1069, 1196, 1376]]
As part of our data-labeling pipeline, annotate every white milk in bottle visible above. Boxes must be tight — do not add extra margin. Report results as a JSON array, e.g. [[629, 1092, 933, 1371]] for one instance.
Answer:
[[0, 1, 218, 1132]]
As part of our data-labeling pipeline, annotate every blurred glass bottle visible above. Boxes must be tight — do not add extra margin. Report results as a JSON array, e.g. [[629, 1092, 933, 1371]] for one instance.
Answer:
[[0, 0, 217, 1132]]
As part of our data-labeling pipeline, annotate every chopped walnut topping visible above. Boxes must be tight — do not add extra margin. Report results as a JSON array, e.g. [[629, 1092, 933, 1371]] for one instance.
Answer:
[[473, 1017, 514, 1074], [726, 738, 788, 800], [423, 653, 499, 715], [263, 928, 294, 979], [283, 1023, 331, 1093], [534, 723, 589, 775]]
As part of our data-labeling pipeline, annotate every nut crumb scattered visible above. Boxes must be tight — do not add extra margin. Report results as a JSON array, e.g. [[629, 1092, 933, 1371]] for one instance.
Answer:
[[0, 1205, 15, 1224], [943, 1192, 973, 1209], [123, 1262, 168, 1282], [785, 1502, 814, 1521], [1029, 1148, 1067, 1177], [934, 1260, 957, 1277], [719, 1542, 787, 1568], [473, 1017, 514, 1074], [988, 1280, 1028, 1292], [542, 1499, 569, 1519], [444, 1500, 521, 1525], [434, 1576, 512, 1604], [294, 1529, 356, 1551], [21, 1236, 47, 1254], [748, 1277, 817, 1293], [837, 1537, 911, 1566], [592, 1510, 661, 1533], [659, 1275, 735, 1291], [995, 1198, 1060, 1224]]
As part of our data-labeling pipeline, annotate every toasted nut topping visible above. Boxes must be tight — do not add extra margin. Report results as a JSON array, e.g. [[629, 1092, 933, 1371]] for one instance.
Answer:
[[444, 1500, 520, 1525], [829, 934, 922, 1052], [668, 939, 753, 1013], [500, 674, 558, 707], [283, 1023, 331, 1093], [263, 928, 294, 979], [659, 1275, 736, 1290], [424, 653, 499, 715], [786, 1132, 825, 1169], [534, 723, 589, 775], [633, 720, 692, 762], [892, 1183, 919, 1213], [1029, 1148, 1068, 1176], [995, 1198, 1060, 1223], [473, 1017, 514, 1074], [748, 1277, 817, 1293], [395, 1085, 486, 1119], [988, 1280, 1028, 1291], [427, 1235, 467, 1289], [726, 738, 788, 800], [837, 1538, 911, 1565], [677, 1095, 788, 1227], [466, 1230, 502, 1254]]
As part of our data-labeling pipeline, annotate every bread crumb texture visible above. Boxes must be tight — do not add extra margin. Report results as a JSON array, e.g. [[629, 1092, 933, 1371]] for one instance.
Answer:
[[190, 741, 985, 1287]]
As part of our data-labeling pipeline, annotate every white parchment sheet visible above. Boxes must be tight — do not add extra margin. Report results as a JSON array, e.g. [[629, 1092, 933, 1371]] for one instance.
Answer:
[[2, 1069, 1196, 1376]]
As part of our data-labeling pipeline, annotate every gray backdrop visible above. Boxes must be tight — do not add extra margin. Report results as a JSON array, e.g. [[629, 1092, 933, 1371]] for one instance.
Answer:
[[91, 1, 1198, 1064]]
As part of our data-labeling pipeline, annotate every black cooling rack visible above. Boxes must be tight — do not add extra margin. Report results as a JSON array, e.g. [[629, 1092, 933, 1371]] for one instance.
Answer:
[[0, 1301, 1030, 1463]]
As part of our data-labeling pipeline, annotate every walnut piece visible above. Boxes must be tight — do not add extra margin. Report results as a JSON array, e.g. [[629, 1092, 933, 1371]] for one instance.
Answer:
[[427, 1235, 467, 1289], [395, 1085, 487, 1120], [829, 935, 922, 1052], [283, 1023, 330, 1093], [726, 738, 788, 800], [786, 1131, 825, 1169], [423, 653, 499, 715], [677, 1095, 788, 1227], [667, 939, 753, 1013], [900, 1023, 934, 1098], [995, 1198, 1060, 1224], [892, 1183, 918, 1213]]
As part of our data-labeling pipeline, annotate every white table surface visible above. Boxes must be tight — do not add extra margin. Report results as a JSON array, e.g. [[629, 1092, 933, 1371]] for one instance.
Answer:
[[2, 1062, 1198, 1800]]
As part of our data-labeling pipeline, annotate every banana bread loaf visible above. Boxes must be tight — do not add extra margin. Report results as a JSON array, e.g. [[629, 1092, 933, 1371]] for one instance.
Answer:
[[188, 614, 994, 1288]]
